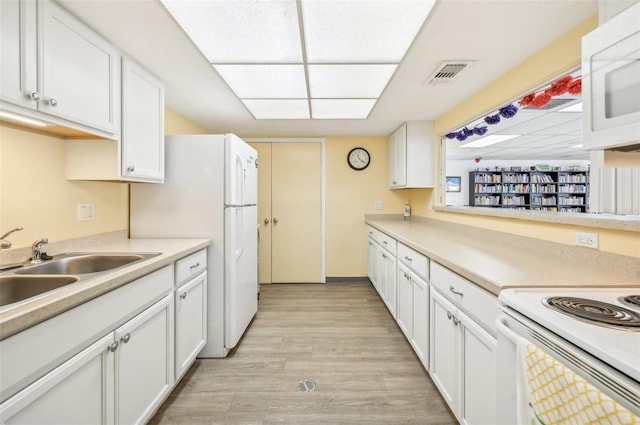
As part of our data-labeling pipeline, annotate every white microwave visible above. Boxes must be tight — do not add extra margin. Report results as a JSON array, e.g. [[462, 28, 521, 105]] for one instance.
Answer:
[[582, 1, 640, 151]]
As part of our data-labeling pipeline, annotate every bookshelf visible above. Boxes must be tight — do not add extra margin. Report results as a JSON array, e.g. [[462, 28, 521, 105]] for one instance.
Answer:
[[468, 170, 589, 212]]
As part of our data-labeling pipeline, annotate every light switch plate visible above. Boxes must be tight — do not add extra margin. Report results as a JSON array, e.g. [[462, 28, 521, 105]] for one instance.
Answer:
[[77, 203, 95, 221]]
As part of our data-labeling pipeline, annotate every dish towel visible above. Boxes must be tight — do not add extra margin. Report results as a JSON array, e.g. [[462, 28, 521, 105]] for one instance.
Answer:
[[516, 337, 639, 425]]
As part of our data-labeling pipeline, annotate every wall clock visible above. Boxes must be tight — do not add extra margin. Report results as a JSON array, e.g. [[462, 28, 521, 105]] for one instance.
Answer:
[[347, 147, 370, 171]]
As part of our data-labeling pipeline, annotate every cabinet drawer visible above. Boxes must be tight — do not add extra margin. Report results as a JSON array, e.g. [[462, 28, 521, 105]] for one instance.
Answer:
[[378, 232, 397, 255], [398, 243, 429, 281], [0, 265, 173, 403], [430, 262, 498, 335], [366, 225, 379, 243], [175, 249, 207, 286]]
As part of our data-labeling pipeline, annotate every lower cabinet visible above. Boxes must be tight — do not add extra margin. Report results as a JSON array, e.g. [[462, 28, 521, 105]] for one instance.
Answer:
[[397, 263, 413, 337], [430, 288, 497, 425], [366, 237, 378, 288], [398, 263, 429, 368], [175, 271, 207, 380], [0, 294, 174, 425], [377, 248, 397, 318]]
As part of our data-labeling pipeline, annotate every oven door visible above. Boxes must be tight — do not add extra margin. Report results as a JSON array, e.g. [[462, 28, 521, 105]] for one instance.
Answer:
[[496, 309, 640, 425], [582, 1, 640, 150]]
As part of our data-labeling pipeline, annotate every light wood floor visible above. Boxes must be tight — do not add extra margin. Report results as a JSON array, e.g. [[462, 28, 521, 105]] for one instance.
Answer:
[[149, 283, 458, 425]]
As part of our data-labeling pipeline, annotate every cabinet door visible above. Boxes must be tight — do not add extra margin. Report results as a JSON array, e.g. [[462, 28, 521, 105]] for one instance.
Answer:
[[397, 263, 413, 338], [175, 272, 207, 380], [366, 238, 377, 286], [0, 0, 37, 109], [121, 57, 164, 182], [388, 124, 407, 188], [39, 0, 119, 133], [114, 294, 174, 425], [384, 253, 397, 318], [429, 288, 459, 415], [375, 247, 387, 302], [411, 273, 429, 368], [459, 311, 497, 425], [0, 334, 115, 425]]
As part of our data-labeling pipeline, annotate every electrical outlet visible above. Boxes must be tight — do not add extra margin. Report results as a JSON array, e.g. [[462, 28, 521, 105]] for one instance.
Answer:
[[374, 201, 384, 210], [77, 203, 95, 221], [575, 231, 598, 249]]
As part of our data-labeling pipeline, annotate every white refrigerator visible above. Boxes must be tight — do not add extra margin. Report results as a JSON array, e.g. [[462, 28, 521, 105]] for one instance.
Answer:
[[130, 134, 258, 357]]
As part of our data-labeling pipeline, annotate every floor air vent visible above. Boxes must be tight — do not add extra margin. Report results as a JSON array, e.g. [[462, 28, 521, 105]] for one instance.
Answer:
[[425, 61, 474, 85], [297, 379, 316, 392]]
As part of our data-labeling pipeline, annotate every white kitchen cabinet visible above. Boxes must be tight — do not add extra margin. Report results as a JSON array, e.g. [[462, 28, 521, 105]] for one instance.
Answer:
[[121, 57, 164, 182], [429, 281, 498, 425], [0, 0, 37, 110], [114, 293, 174, 425], [366, 237, 378, 288], [0, 0, 120, 136], [378, 250, 397, 318], [175, 271, 207, 380], [65, 56, 165, 183], [0, 334, 115, 425], [388, 121, 434, 189], [397, 262, 413, 338], [411, 272, 429, 367]]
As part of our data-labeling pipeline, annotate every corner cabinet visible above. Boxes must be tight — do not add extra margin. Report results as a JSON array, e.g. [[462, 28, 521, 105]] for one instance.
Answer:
[[0, 0, 120, 137], [388, 121, 434, 189], [66, 56, 165, 183]]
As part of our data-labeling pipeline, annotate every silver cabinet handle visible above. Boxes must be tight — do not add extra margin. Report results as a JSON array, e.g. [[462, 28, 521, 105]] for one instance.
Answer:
[[393, 181, 398, 185], [382, 253, 387, 259], [273, 218, 279, 224], [121, 333, 131, 344], [449, 285, 463, 296], [46, 97, 58, 107], [108, 341, 119, 352], [452, 316, 460, 326], [368, 242, 372, 246], [127, 165, 135, 172], [382, 241, 388, 245], [29, 91, 41, 102], [180, 292, 187, 300], [447, 311, 452, 320], [404, 256, 412, 262], [189, 262, 200, 270]]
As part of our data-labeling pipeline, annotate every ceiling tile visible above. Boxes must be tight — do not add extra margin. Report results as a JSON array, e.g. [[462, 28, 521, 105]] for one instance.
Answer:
[[308, 64, 397, 98], [242, 99, 310, 119], [311, 99, 377, 119], [161, 0, 302, 63], [214, 64, 307, 99]]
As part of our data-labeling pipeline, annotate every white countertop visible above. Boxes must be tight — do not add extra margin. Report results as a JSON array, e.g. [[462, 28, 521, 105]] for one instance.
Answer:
[[0, 238, 211, 340], [366, 217, 639, 296]]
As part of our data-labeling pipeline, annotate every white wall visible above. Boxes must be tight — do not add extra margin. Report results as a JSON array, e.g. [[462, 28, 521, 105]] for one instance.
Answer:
[[445, 159, 590, 206]]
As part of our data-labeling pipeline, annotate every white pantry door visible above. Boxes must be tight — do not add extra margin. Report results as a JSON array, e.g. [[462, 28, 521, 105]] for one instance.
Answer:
[[250, 142, 323, 283]]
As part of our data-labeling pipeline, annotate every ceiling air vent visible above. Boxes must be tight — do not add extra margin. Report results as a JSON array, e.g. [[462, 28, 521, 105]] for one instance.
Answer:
[[425, 61, 474, 85]]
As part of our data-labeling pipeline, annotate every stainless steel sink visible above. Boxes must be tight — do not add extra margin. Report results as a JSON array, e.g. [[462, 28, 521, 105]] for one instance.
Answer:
[[0, 275, 79, 307], [15, 253, 157, 275]]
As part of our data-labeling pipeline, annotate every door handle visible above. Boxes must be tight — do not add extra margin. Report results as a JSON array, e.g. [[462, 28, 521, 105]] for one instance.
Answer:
[[264, 218, 270, 225], [273, 218, 278, 224]]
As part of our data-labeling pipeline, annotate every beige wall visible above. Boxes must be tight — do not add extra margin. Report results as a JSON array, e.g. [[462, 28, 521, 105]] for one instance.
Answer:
[[0, 108, 205, 251], [325, 136, 409, 276], [408, 15, 640, 259]]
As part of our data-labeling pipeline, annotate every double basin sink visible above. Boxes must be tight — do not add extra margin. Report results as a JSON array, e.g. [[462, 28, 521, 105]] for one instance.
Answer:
[[0, 252, 160, 309]]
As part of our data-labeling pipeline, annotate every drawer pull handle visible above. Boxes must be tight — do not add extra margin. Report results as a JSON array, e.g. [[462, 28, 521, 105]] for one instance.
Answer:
[[449, 285, 464, 296], [452, 316, 460, 326], [447, 311, 452, 320], [383, 241, 388, 245], [29, 91, 41, 102], [404, 256, 412, 262], [121, 333, 131, 344], [180, 292, 187, 300], [108, 341, 119, 352], [190, 262, 200, 270], [382, 254, 387, 259]]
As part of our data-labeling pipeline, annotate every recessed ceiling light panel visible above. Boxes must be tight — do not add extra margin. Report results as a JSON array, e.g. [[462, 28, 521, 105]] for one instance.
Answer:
[[214, 64, 307, 98], [242, 99, 310, 119], [311, 99, 377, 119], [308, 64, 397, 98], [460, 134, 519, 148], [161, 0, 302, 63]]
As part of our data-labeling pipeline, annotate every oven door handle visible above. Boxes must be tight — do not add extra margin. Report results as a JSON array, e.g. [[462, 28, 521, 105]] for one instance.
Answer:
[[496, 316, 522, 345]]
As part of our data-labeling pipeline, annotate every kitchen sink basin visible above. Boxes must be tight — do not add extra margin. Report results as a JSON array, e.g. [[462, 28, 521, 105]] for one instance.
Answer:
[[0, 275, 79, 307], [15, 253, 156, 275]]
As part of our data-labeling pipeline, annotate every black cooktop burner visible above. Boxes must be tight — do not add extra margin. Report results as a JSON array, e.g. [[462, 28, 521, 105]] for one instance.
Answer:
[[619, 295, 640, 310], [543, 296, 640, 330]]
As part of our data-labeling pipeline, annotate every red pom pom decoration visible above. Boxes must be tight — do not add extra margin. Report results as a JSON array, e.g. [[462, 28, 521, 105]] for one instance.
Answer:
[[519, 93, 536, 106], [529, 92, 552, 108], [567, 78, 582, 95]]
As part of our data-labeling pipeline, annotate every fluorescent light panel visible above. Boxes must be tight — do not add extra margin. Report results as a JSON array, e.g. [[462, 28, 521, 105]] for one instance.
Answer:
[[460, 135, 519, 148], [161, 0, 436, 119]]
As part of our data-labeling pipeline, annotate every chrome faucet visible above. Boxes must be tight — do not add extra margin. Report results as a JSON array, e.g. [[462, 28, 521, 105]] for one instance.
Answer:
[[31, 238, 49, 264], [0, 227, 24, 250]]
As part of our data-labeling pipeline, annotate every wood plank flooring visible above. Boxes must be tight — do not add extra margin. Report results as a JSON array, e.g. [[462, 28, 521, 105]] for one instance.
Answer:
[[149, 283, 458, 425]]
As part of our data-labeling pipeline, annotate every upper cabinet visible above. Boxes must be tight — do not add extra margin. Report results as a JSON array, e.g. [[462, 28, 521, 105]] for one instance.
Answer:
[[388, 121, 434, 189], [0, 0, 120, 137], [121, 57, 164, 182]]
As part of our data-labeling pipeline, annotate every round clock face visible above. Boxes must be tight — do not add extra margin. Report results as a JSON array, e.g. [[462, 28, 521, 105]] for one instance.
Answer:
[[347, 147, 370, 170]]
